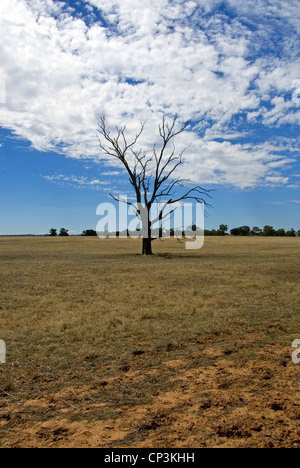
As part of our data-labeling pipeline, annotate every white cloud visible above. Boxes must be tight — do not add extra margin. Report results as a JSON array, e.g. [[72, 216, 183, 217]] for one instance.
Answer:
[[227, 0, 300, 35], [292, 79, 300, 105], [0, 0, 299, 189], [179, 138, 289, 189], [42, 174, 110, 190], [102, 171, 123, 176], [265, 176, 289, 185]]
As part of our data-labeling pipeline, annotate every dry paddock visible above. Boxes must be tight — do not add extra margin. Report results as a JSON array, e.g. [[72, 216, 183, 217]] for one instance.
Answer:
[[0, 236, 299, 448]]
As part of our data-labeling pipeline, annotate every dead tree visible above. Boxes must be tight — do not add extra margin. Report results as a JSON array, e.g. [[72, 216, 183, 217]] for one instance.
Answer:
[[97, 115, 211, 255]]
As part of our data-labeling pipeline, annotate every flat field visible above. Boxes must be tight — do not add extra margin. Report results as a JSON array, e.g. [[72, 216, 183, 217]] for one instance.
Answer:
[[0, 236, 299, 448]]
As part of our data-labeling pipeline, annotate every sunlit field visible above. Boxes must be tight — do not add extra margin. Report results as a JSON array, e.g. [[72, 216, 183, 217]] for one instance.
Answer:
[[0, 236, 299, 448]]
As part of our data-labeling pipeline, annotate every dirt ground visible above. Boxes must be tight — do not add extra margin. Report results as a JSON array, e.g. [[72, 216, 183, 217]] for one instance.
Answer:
[[0, 237, 299, 448], [1, 342, 299, 448]]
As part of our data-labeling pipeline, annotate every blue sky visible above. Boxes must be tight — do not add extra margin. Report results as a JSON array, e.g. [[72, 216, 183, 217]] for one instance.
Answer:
[[0, 0, 299, 235]]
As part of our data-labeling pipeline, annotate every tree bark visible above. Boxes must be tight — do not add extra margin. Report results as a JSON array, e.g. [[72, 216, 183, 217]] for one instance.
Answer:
[[142, 237, 152, 255], [141, 207, 153, 255]]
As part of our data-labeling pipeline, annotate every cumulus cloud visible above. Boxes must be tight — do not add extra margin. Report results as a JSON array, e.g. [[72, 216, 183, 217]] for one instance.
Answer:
[[0, 0, 299, 189]]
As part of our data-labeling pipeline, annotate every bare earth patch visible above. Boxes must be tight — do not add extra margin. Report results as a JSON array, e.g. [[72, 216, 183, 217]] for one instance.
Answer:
[[0, 340, 299, 448]]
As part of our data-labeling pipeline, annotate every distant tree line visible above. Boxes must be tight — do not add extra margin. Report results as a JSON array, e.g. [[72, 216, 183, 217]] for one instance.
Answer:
[[81, 230, 97, 237], [49, 228, 69, 237], [203, 225, 299, 237], [229, 225, 299, 237], [50, 225, 300, 237]]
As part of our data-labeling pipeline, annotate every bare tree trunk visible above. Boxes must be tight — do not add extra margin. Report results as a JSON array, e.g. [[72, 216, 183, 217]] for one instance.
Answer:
[[142, 237, 153, 255], [142, 213, 153, 255]]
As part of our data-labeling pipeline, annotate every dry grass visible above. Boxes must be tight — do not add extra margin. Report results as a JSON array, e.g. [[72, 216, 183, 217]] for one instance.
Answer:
[[0, 236, 299, 448]]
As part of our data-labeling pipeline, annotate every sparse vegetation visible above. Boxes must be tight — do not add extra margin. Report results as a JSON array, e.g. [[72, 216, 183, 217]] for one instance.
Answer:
[[58, 228, 69, 237], [81, 230, 97, 237], [0, 236, 299, 448], [49, 228, 57, 237]]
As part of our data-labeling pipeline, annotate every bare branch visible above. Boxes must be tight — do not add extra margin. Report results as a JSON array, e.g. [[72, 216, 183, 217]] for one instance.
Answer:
[[109, 193, 142, 220], [167, 186, 213, 207], [151, 200, 177, 226]]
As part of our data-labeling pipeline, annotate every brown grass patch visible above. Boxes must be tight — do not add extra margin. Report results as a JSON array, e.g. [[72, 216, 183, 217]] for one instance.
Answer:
[[0, 236, 299, 447]]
